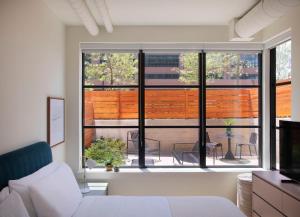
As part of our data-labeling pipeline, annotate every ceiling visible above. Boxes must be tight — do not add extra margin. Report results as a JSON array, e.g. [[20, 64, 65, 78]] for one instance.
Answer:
[[43, 0, 259, 26]]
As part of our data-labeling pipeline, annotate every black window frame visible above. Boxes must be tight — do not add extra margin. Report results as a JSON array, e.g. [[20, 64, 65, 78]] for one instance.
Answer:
[[82, 50, 263, 168], [269, 40, 292, 170], [204, 51, 263, 168]]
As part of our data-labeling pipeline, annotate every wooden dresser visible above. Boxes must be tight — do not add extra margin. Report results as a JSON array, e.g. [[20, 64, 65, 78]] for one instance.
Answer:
[[252, 171, 300, 217]]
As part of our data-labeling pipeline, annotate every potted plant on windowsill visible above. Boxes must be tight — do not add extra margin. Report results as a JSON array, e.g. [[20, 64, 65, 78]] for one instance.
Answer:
[[105, 161, 113, 172], [85, 137, 125, 172]]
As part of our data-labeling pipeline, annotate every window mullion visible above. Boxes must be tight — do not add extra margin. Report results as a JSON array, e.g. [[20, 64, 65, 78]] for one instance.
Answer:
[[138, 50, 146, 168], [270, 48, 277, 170], [200, 51, 207, 168], [258, 52, 263, 167]]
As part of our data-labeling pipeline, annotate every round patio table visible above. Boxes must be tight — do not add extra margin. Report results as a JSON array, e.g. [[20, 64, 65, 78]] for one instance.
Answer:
[[224, 134, 235, 160]]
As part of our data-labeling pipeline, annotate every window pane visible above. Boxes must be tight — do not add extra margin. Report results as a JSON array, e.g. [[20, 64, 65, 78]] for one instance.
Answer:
[[206, 128, 259, 166], [145, 88, 199, 126], [206, 88, 259, 126], [84, 88, 138, 126], [84, 128, 138, 167], [275, 84, 291, 126], [144, 128, 199, 166], [275, 40, 291, 169], [276, 41, 291, 127], [145, 53, 198, 85], [206, 52, 259, 85], [276, 41, 291, 81], [84, 52, 138, 86]]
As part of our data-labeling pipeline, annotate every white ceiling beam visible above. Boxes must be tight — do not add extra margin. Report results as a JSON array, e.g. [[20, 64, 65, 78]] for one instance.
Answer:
[[85, 0, 103, 25], [68, 0, 99, 36], [95, 0, 114, 33]]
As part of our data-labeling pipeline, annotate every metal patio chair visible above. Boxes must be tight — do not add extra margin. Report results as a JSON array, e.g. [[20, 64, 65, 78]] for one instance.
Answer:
[[126, 130, 161, 160], [235, 132, 258, 159], [172, 132, 223, 165]]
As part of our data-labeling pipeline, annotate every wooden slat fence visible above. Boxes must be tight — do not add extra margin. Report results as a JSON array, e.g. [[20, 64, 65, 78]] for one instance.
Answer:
[[276, 84, 291, 117], [84, 85, 291, 147], [85, 89, 263, 120], [84, 84, 291, 121], [84, 101, 94, 147]]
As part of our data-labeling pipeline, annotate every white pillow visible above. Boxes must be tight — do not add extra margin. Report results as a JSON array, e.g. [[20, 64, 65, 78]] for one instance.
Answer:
[[29, 163, 82, 217], [0, 191, 30, 217], [9, 162, 60, 217], [0, 187, 10, 204]]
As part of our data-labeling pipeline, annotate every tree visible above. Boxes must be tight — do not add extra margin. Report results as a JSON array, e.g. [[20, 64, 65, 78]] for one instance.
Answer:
[[178, 52, 249, 84], [177, 53, 198, 84], [84, 53, 138, 85], [276, 41, 291, 81]]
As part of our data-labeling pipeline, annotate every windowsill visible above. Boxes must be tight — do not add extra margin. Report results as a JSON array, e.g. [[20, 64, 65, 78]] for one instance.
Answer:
[[79, 167, 265, 174]]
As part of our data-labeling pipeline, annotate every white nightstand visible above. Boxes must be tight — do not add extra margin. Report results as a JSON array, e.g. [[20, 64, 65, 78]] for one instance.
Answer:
[[79, 182, 108, 196]]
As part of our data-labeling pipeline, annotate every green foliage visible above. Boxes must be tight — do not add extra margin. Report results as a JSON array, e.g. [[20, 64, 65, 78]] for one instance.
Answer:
[[224, 118, 235, 137], [276, 41, 291, 81], [206, 53, 242, 82], [177, 53, 198, 84], [85, 137, 125, 167], [84, 53, 138, 85], [224, 118, 235, 126], [178, 52, 250, 84]]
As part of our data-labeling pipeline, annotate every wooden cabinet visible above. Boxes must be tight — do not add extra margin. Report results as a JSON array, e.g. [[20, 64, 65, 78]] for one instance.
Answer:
[[252, 171, 300, 217]]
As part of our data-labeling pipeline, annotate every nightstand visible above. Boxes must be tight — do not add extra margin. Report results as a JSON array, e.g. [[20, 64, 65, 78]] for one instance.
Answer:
[[79, 182, 108, 196]]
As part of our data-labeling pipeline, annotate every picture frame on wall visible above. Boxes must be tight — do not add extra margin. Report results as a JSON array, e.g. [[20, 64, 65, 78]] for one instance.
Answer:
[[47, 97, 65, 147]]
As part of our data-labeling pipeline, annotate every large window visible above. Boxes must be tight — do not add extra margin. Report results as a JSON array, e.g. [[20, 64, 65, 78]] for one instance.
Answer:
[[270, 40, 292, 169], [205, 52, 262, 167], [83, 52, 139, 168], [82, 50, 262, 168]]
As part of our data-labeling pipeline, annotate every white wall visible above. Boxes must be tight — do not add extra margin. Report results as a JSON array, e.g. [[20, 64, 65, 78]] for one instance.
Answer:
[[83, 169, 257, 202], [262, 6, 300, 122], [0, 0, 66, 161]]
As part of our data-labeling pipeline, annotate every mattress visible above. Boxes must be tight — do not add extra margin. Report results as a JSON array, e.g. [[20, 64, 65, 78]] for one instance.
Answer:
[[73, 196, 246, 217]]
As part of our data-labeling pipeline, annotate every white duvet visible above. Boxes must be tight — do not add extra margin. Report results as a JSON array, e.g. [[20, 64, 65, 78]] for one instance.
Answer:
[[73, 196, 246, 217]]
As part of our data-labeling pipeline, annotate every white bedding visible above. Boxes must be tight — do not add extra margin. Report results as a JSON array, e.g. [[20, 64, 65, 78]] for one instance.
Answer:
[[73, 196, 246, 217]]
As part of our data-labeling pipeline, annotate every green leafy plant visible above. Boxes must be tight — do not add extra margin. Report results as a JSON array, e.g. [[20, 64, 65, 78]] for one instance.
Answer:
[[85, 137, 125, 168], [84, 53, 138, 85]]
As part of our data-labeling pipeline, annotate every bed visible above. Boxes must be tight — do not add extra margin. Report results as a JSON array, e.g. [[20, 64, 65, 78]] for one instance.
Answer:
[[0, 142, 246, 217]]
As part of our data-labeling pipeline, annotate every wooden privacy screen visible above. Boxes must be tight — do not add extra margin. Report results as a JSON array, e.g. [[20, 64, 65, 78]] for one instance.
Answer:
[[84, 85, 291, 146], [84, 85, 291, 121], [276, 84, 291, 117], [84, 102, 94, 146], [85, 89, 260, 120]]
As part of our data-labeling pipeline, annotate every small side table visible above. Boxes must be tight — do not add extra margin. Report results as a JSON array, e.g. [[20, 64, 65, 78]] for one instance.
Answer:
[[237, 173, 252, 217], [79, 182, 108, 196]]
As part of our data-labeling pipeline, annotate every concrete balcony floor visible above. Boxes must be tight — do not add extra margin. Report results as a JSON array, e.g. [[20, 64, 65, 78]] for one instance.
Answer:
[[125, 154, 259, 167]]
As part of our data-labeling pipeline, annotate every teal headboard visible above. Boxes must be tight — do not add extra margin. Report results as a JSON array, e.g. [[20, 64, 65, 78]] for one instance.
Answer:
[[0, 142, 52, 190]]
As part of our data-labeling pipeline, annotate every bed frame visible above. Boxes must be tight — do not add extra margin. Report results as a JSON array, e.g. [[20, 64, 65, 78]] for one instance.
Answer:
[[0, 142, 52, 190]]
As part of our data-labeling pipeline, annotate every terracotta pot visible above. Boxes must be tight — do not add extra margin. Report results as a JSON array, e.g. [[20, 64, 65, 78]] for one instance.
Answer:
[[106, 164, 113, 172]]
